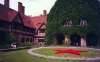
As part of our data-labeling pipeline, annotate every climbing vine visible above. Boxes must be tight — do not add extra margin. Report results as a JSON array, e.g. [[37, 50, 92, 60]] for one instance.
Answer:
[[45, 0, 100, 45]]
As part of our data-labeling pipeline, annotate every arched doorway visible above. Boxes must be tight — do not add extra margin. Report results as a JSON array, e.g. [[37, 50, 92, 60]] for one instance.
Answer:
[[55, 33, 65, 45], [70, 33, 81, 46], [86, 33, 98, 46]]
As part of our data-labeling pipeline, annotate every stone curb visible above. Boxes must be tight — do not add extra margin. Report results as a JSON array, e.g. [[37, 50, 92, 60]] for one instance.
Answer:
[[28, 46, 100, 61]]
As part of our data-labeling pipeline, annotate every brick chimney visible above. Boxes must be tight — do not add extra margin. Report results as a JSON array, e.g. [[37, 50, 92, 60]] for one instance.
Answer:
[[22, 6, 25, 14], [43, 10, 47, 16], [18, 2, 25, 14], [18, 2, 22, 13], [4, 0, 9, 8]]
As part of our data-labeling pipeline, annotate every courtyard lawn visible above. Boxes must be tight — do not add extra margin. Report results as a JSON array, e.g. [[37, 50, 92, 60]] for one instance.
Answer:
[[0, 49, 99, 62], [33, 47, 100, 58]]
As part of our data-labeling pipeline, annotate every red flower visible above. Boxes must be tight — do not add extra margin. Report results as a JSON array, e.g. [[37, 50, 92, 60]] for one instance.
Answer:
[[53, 49, 88, 56]]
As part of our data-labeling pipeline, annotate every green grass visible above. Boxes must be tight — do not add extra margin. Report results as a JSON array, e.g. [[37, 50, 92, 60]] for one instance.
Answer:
[[0, 49, 100, 62], [33, 48, 100, 58]]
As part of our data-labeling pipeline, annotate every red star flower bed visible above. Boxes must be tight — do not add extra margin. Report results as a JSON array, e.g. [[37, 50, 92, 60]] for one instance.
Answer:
[[54, 49, 88, 56]]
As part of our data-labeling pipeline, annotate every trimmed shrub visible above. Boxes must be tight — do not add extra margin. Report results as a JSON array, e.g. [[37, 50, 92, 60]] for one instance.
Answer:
[[21, 42, 32, 48], [0, 44, 11, 49]]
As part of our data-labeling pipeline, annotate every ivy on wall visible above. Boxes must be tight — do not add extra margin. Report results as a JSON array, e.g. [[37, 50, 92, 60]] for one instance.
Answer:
[[45, 0, 100, 45]]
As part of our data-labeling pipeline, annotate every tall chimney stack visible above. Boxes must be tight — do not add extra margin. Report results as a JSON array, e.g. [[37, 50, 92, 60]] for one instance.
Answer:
[[4, 0, 9, 8], [18, 2, 25, 14], [22, 6, 25, 14], [43, 10, 47, 16], [18, 2, 22, 13]]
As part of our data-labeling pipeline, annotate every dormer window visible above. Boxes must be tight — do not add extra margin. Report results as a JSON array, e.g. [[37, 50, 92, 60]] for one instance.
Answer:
[[63, 20, 72, 26], [80, 20, 87, 25], [27, 21, 30, 24], [37, 23, 41, 25]]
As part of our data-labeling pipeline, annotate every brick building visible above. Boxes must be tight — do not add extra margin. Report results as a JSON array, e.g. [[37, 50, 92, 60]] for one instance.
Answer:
[[30, 10, 47, 45], [0, 0, 47, 45]]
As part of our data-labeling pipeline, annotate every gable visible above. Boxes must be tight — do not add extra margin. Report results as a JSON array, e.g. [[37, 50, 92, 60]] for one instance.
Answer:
[[13, 14, 23, 24], [36, 23, 46, 32], [37, 23, 46, 33], [39, 23, 46, 30], [40, 24, 46, 29], [30, 16, 47, 29]]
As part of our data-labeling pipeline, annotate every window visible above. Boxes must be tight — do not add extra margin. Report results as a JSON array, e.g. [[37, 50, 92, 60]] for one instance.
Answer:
[[5, 23, 11, 29], [63, 20, 72, 26], [30, 38, 32, 42], [0, 21, 5, 28], [37, 23, 41, 25], [39, 29, 45, 33], [80, 20, 87, 25], [26, 38, 29, 42], [22, 38, 25, 43], [13, 22, 23, 30], [38, 39, 44, 42]]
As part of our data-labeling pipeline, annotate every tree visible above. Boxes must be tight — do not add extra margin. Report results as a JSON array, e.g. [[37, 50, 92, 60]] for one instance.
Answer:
[[0, 31, 16, 48], [8, 33, 16, 43], [45, 0, 100, 45]]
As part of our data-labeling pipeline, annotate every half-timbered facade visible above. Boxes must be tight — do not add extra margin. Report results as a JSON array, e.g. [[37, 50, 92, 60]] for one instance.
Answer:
[[0, 0, 47, 45], [30, 11, 47, 45], [0, 0, 35, 44], [34, 23, 46, 45]]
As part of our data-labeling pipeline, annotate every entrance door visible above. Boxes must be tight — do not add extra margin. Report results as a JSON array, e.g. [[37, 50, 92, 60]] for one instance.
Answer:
[[70, 33, 81, 46], [86, 33, 98, 46], [56, 33, 65, 45]]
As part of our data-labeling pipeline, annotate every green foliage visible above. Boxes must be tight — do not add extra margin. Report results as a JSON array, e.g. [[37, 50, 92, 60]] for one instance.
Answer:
[[0, 31, 16, 47], [0, 31, 9, 46], [0, 31, 16, 48], [45, 0, 100, 45], [8, 34, 16, 43], [21, 42, 32, 48], [0, 44, 11, 49]]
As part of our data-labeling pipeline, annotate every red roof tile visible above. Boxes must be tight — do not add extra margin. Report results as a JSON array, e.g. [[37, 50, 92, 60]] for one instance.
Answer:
[[30, 16, 47, 29], [0, 3, 35, 29], [21, 14, 35, 28], [8, 11, 18, 22]]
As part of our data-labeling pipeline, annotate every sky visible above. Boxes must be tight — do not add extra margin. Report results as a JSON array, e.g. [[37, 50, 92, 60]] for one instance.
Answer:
[[0, 0, 56, 16]]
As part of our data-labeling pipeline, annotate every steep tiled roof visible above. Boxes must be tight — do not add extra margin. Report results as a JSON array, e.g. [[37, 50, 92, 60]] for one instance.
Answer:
[[21, 14, 35, 28], [30, 16, 47, 30], [0, 3, 35, 29], [8, 11, 18, 22]]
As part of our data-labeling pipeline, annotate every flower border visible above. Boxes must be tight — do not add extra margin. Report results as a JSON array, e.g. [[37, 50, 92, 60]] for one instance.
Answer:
[[28, 46, 100, 61]]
